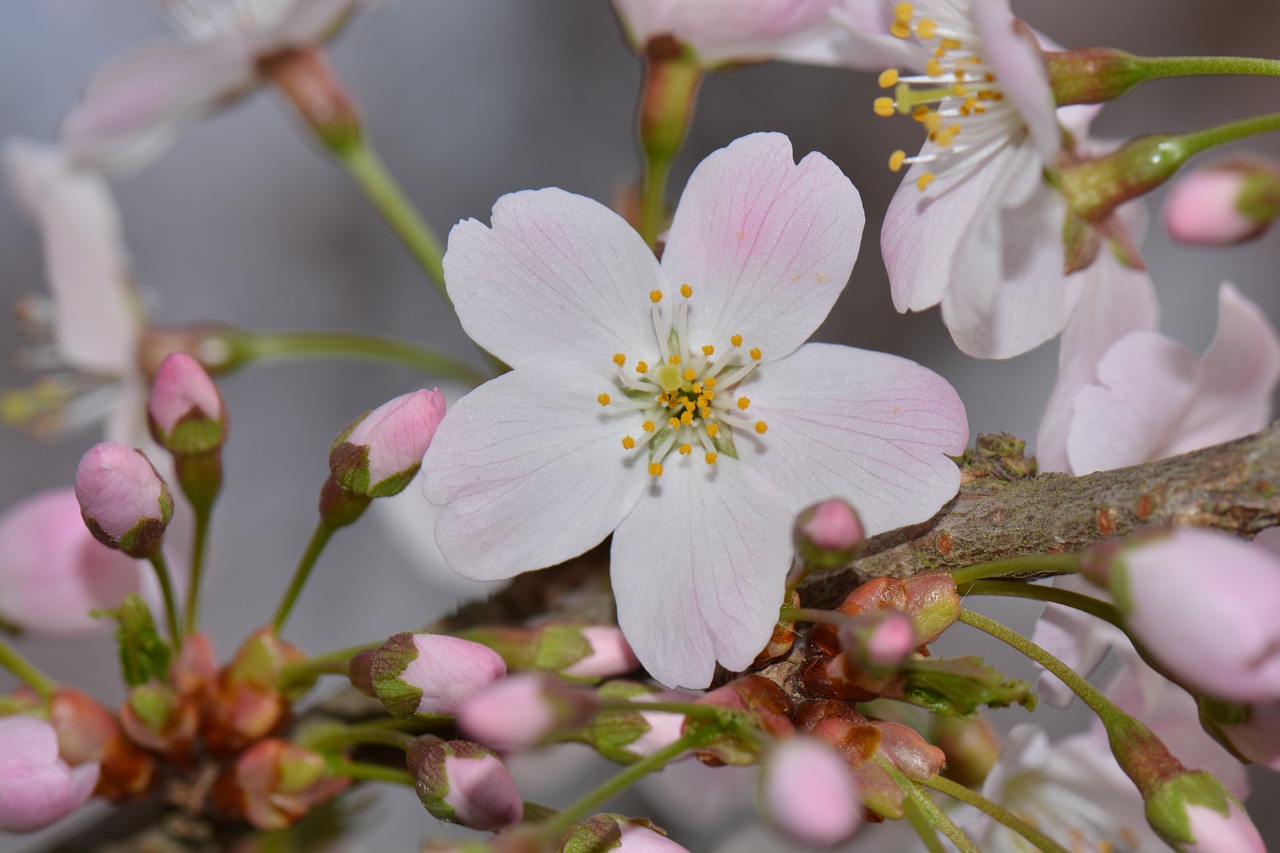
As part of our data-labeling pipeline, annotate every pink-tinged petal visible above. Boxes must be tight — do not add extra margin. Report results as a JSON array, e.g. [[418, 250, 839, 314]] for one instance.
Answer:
[[1035, 256, 1158, 473], [261, 0, 359, 45], [611, 456, 793, 688], [665, 0, 839, 66], [762, 736, 861, 846], [443, 189, 662, 370], [1185, 802, 1266, 853], [662, 133, 863, 360], [1066, 332, 1198, 474], [612, 0, 685, 47], [970, 0, 1057, 160], [942, 147, 1077, 358], [4, 141, 142, 375], [60, 39, 254, 174], [1167, 283, 1280, 455], [736, 343, 967, 535], [1163, 168, 1267, 246], [423, 368, 648, 581], [816, 0, 928, 70], [0, 716, 99, 833], [1030, 576, 1124, 707]]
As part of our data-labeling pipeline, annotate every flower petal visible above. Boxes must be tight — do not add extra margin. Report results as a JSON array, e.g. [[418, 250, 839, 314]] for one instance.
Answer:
[[611, 455, 793, 688], [665, 0, 839, 66], [262, 0, 360, 45], [735, 343, 967, 535], [423, 368, 649, 580], [60, 39, 254, 174], [970, 0, 1057, 160], [443, 188, 663, 370], [1066, 332, 1198, 475], [662, 132, 864, 360]]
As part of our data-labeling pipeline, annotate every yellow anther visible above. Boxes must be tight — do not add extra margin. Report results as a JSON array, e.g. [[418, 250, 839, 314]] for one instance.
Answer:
[[705, 452, 718, 465], [940, 37, 961, 51], [692, 382, 703, 394], [682, 368, 696, 382], [680, 283, 693, 298], [755, 420, 769, 434], [890, 19, 911, 38], [925, 57, 943, 77], [657, 391, 669, 403], [678, 443, 692, 456], [916, 172, 936, 191], [730, 334, 743, 347], [749, 347, 762, 360], [597, 393, 611, 406], [622, 436, 636, 449], [951, 83, 969, 97], [668, 355, 681, 365], [893, 2, 914, 22], [704, 389, 716, 400], [696, 395, 708, 407], [922, 112, 943, 134], [704, 377, 717, 388], [635, 360, 648, 374], [612, 353, 626, 366], [706, 423, 720, 437], [878, 69, 900, 88], [912, 105, 930, 121], [668, 417, 681, 429], [889, 150, 907, 173], [649, 462, 663, 477], [680, 411, 693, 426], [701, 344, 715, 356], [643, 420, 655, 432], [699, 407, 711, 419], [683, 400, 696, 413], [915, 17, 937, 40], [873, 97, 896, 117], [737, 397, 751, 411], [650, 290, 663, 303]]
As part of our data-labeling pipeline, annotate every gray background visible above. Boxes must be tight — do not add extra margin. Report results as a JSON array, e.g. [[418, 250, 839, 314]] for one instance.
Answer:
[[1, 1, 1279, 849]]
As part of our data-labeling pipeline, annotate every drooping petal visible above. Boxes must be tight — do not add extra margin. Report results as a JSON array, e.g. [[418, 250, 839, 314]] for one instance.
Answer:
[[969, 0, 1057, 160], [3, 141, 143, 376], [734, 343, 967, 535], [1066, 332, 1199, 475], [664, 0, 840, 66], [662, 133, 863, 361], [1168, 283, 1280, 455], [443, 189, 663, 371], [60, 39, 255, 175], [1035, 256, 1158, 473], [611, 456, 793, 688], [423, 368, 649, 581]]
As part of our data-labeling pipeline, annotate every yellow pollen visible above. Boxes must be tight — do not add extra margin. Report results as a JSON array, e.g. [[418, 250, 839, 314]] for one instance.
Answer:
[[889, 150, 907, 173], [922, 112, 943, 134], [916, 172, 936, 191], [878, 69, 899, 88], [705, 452, 718, 465], [873, 97, 896, 117], [915, 18, 937, 40], [706, 423, 720, 437], [680, 283, 693, 298], [650, 290, 663, 303], [699, 407, 711, 419], [696, 395, 708, 407], [668, 355, 681, 365], [912, 105, 930, 121], [657, 391, 669, 403], [704, 389, 716, 400], [680, 411, 693, 425], [893, 2, 914, 22], [683, 400, 696, 413], [643, 420, 655, 432], [890, 19, 911, 38], [737, 397, 750, 411], [668, 417, 681, 429], [692, 383, 703, 394], [622, 436, 636, 449], [682, 368, 696, 382], [704, 377, 717, 388], [730, 334, 743, 347], [635, 360, 649, 374], [701, 344, 715, 356], [750, 347, 762, 360], [678, 443, 692, 455], [755, 420, 769, 434], [597, 393, 611, 406], [925, 57, 943, 77], [649, 462, 663, 477], [613, 353, 626, 366], [940, 37, 961, 51]]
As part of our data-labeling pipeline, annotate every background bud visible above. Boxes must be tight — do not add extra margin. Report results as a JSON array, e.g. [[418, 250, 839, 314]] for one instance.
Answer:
[[794, 499, 865, 569], [0, 716, 99, 832], [369, 632, 507, 719], [408, 737, 524, 830], [761, 736, 861, 848], [147, 352, 227, 454], [74, 442, 173, 558], [329, 388, 446, 498], [1162, 157, 1280, 246], [458, 673, 597, 752]]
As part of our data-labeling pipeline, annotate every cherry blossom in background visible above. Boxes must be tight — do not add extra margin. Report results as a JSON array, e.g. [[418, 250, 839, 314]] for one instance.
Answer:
[[60, 0, 373, 174], [423, 132, 968, 688]]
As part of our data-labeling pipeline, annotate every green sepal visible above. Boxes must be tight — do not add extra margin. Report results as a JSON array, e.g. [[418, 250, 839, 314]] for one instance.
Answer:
[[162, 412, 226, 456], [1145, 771, 1237, 848], [900, 655, 1036, 718], [105, 594, 171, 687], [368, 632, 423, 718], [329, 441, 372, 496], [534, 625, 594, 673], [127, 681, 177, 732]]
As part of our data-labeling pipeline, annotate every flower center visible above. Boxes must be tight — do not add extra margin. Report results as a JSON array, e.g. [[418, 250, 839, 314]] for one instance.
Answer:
[[158, 0, 293, 40], [598, 285, 767, 478], [870, 1, 1019, 191]]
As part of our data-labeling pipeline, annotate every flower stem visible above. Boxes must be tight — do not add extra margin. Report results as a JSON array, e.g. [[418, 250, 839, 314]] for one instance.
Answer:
[[878, 757, 979, 853], [902, 792, 948, 853], [922, 774, 1073, 853], [948, 552, 1081, 587], [958, 579, 1122, 628], [271, 520, 338, 634], [0, 636, 56, 699], [1133, 54, 1280, 82], [326, 758, 415, 787], [183, 499, 212, 635], [148, 552, 183, 652], [277, 641, 380, 692], [334, 139, 448, 301], [301, 722, 418, 753], [635, 50, 702, 249], [216, 328, 488, 386]]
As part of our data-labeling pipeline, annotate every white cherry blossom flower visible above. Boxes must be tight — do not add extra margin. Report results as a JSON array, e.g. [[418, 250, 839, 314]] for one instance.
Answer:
[[422, 133, 968, 688]]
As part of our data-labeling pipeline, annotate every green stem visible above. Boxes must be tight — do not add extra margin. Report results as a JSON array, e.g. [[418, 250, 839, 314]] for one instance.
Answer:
[[334, 140, 448, 301], [597, 699, 721, 720], [902, 788, 947, 853], [217, 329, 487, 386], [923, 775, 1073, 853], [277, 641, 380, 692], [1178, 111, 1280, 159], [326, 758, 414, 787], [635, 52, 702, 249], [948, 553, 1081, 587], [638, 156, 673, 250], [0, 636, 56, 699], [1136, 54, 1280, 81], [539, 732, 702, 840], [302, 723, 418, 753], [148, 553, 183, 652], [272, 520, 338, 634], [184, 499, 212, 635], [958, 579, 1123, 628], [878, 757, 979, 853]]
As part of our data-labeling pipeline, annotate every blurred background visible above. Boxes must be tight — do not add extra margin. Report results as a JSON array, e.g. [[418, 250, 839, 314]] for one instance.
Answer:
[[2, 0, 1280, 849]]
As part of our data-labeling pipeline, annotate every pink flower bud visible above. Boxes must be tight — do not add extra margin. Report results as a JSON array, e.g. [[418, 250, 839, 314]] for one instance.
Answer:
[[0, 716, 99, 832], [147, 352, 227, 454], [0, 489, 139, 636], [367, 633, 507, 719], [793, 499, 865, 570], [74, 442, 173, 558], [1162, 160, 1280, 246], [1091, 529, 1280, 702], [837, 610, 916, 673], [761, 736, 861, 848], [1184, 801, 1266, 853], [457, 673, 598, 752], [560, 626, 642, 679], [330, 388, 446, 498], [559, 814, 689, 852], [408, 737, 524, 830]]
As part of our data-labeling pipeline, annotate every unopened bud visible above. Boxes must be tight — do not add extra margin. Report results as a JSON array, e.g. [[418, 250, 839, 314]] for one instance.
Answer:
[[932, 714, 1000, 789], [838, 610, 916, 675], [457, 673, 597, 752], [794, 499, 865, 569], [202, 628, 303, 757], [74, 442, 173, 558], [1145, 771, 1264, 853], [579, 681, 691, 764], [558, 814, 689, 852], [1163, 157, 1280, 246], [329, 388, 446, 498], [0, 716, 99, 833], [460, 623, 639, 682], [148, 352, 227, 455], [119, 681, 198, 766], [214, 739, 349, 830], [761, 736, 861, 847], [407, 736, 524, 830], [694, 675, 793, 766], [364, 632, 507, 720]]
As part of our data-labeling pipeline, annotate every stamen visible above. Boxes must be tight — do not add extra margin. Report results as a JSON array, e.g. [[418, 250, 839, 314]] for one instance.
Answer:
[[680, 283, 692, 298], [878, 69, 900, 88], [749, 348, 762, 361], [730, 334, 743, 347], [650, 290, 664, 303], [613, 353, 626, 366], [701, 345, 714, 356], [636, 360, 649, 374], [678, 444, 692, 455], [622, 436, 636, 449], [737, 397, 751, 411], [597, 393, 611, 406], [643, 420, 655, 432], [755, 420, 769, 434], [706, 423, 720, 437], [649, 462, 663, 477]]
